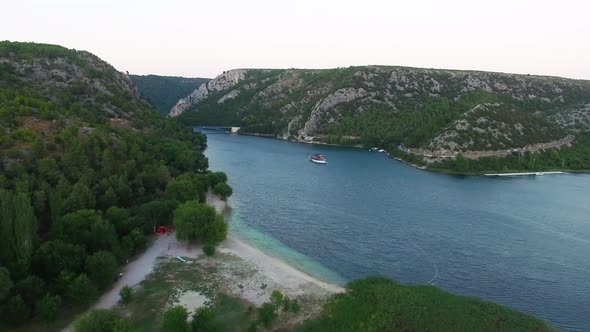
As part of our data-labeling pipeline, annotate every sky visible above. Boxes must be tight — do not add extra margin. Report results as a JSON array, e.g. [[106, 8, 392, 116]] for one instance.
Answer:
[[1, 0, 589, 79]]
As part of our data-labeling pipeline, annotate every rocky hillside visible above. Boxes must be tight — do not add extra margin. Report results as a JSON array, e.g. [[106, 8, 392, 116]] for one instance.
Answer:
[[174, 67, 590, 159], [169, 69, 247, 117], [0, 42, 158, 123], [130, 74, 209, 115]]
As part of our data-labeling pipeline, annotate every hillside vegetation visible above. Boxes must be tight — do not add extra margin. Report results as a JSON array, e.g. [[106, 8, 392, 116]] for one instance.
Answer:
[[299, 277, 553, 332], [0, 41, 229, 329], [130, 75, 209, 115], [174, 67, 590, 172]]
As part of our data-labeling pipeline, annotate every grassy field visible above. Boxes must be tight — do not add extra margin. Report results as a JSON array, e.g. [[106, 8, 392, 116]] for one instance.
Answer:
[[298, 277, 555, 332], [121, 256, 256, 331], [116, 252, 324, 332]]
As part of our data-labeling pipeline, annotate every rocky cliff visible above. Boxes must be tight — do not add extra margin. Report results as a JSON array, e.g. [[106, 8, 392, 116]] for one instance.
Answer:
[[175, 66, 590, 158], [169, 69, 247, 117]]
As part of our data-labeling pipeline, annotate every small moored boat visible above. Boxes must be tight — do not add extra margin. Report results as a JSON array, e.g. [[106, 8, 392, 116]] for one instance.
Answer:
[[309, 154, 327, 164]]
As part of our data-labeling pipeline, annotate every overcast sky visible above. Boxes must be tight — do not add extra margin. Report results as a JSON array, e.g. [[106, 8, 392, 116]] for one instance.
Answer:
[[2, 0, 589, 79]]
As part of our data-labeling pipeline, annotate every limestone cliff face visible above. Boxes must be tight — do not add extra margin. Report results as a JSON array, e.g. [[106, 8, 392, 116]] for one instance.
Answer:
[[172, 66, 590, 153], [169, 69, 247, 117], [299, 88, 368, 137]]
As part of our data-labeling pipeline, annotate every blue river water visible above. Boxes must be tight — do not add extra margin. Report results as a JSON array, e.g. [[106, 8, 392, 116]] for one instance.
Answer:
[[203, 132, 590, 331]]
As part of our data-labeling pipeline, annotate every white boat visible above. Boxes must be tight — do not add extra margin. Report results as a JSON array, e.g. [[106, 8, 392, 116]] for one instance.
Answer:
[[535, 171, 544, 176], [378, 149, 385, 153], [309, 154, 327, 164]]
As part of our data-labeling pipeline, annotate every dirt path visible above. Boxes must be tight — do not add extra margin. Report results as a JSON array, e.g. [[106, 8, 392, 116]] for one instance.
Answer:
[[407, 135, 576, 162], [92, 233, 204, 310], [63, 232, 202, 331]]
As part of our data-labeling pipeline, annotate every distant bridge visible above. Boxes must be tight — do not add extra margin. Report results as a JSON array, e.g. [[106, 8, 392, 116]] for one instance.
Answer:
[[194, 126, 240, 134]]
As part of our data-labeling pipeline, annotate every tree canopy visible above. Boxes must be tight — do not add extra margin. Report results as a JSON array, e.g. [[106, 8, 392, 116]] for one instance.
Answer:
[[173, 201, 228, 249]]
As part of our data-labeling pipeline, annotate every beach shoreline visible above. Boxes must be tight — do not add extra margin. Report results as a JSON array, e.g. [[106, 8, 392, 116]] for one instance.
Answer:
[[206, 191, 345, 300]]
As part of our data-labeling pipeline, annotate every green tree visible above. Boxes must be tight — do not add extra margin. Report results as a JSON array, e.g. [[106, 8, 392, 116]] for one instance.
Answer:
[[139, 200, 177, 233], [257, 303, 277, 328], [191, 306, 215, 332], [130, 228, 146, 252], [0, 190, 14, 265], [35, 294, 61, 322], [105, 206, 130, 236], [162, 305, 189, 332], [13, 193, 37, 271], [166, 175, 203, 203], [14, 275, 46, 306], [454, 153, 471, 173], [173, 201, 227, 248], [119, 285, 133, 304], [270, 290, 283, 312], [54, 210, 117, 253], [75, 309, 136, 332], [204, 215, 228, 247], [0, 266, 13, 301], [1, 294, 31, 325], [85, 251, 118, 289], [63, 182, 96, 213], [32, 240, 86, 279], [207, 172, 227, 187], [212, 182, 232, 201], [64, 273, 97, 305], [203, 243, 215, 257]]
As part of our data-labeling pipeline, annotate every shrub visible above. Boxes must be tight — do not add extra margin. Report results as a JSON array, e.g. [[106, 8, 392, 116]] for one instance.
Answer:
[[119, 285, 133, 304], [203, 243, 215, 257], [85, 251, 118, 290], [213, 182, 232, 201], [75, 309, 135, 332], [257, 303, 277, 328], [162, 305, 189, 332], [190, 306, 215, 332], [35, 294, 61, 322]]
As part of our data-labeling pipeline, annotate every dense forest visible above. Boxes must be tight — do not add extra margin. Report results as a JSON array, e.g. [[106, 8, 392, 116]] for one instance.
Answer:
[[0, 41, 230, 329], [130, 75, 209, 115]]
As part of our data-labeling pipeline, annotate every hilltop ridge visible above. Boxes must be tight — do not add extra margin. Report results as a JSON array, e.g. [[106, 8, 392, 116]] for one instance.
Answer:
[[172, 66, 590, 172], [130, 74, 209, 115]]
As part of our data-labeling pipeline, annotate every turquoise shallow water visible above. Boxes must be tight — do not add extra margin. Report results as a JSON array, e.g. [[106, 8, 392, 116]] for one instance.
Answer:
[[204, 132, 590, 331], [226, 205, 346, 284]]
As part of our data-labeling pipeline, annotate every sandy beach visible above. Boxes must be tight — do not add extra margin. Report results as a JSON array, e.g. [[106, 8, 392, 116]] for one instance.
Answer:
[[206, 191, 344, 305]]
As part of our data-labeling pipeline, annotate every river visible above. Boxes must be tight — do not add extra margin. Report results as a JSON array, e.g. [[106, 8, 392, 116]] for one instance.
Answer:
[[203, 132, 590, 331]]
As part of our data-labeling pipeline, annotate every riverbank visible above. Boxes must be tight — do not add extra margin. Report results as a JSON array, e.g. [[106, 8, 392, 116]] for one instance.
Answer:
[[239, 132, 589, 176], [206, 192, 344, 305]]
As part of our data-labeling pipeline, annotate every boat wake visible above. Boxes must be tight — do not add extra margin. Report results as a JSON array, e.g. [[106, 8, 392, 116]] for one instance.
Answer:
[[305, 202, 439, 285], [408, 240, 439, 285]]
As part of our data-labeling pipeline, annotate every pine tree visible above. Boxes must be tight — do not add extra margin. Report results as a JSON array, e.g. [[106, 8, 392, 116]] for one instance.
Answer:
[[0, 190, 15, 265], [13, 192, 37, 271]]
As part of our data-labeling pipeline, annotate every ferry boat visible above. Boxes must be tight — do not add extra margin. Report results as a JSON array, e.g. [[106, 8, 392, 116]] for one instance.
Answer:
[[309, 154, 327, 164]]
